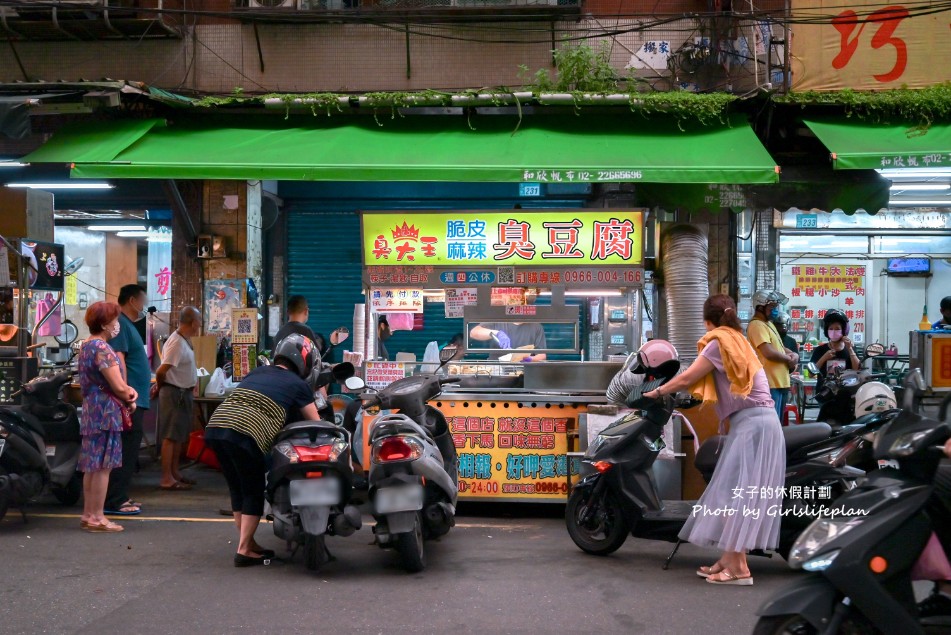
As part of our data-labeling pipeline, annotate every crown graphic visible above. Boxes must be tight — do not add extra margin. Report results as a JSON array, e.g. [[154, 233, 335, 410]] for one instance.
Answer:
[[391, 221, 420, 241]]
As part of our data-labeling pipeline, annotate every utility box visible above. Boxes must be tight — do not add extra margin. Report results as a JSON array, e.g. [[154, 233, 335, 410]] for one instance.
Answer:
[[909, 330, 951, 392]]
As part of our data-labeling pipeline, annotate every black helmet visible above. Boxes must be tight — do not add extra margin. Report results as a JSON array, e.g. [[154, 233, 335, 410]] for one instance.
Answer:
[[822, 309, 849, 337], [273, 333, 318, 378], [771, 310, 791, 332]]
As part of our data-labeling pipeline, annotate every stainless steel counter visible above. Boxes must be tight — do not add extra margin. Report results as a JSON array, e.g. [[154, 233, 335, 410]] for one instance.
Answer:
[[436, 389, 609, 404]]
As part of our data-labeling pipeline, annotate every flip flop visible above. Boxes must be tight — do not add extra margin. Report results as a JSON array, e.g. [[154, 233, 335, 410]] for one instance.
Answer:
[[706, 570, 754, 586], [105, 503, 142, 516], [178, 476, 197, 486], [697, 564, 724, 578], [159, 482, 192, 491]]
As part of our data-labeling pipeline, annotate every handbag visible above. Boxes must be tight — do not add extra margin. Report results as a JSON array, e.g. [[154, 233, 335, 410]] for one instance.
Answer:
[[105, 392, 134, 432]]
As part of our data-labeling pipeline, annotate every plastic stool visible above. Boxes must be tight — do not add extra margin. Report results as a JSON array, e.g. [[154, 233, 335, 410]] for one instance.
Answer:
[[783, 404, 800, 426]]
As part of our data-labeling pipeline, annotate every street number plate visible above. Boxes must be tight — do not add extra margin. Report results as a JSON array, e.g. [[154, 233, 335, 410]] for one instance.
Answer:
[[374, 485, 424, 514], [289, 478, 340, 506]]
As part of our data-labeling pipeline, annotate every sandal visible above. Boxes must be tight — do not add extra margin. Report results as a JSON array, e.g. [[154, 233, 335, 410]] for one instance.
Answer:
[[105, 502, 142, 516], [178, 476, 197, 486], [706, 569, 753, 586], [82, 520, 124, 533], [696, 564, 725, 578]]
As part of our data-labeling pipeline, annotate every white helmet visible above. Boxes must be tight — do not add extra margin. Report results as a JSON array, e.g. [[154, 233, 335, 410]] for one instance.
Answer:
[[854, 381, 897, 417], [633, 339, 681, 379]]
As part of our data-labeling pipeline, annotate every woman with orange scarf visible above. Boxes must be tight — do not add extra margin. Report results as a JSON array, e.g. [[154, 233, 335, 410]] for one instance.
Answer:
[[643, 294, 785, 586]]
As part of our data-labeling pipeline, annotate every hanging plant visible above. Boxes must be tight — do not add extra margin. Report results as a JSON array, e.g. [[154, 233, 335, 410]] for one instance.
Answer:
[[777, 83, 951, 127]]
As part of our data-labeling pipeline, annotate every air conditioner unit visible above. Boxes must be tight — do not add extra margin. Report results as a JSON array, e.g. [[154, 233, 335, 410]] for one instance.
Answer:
[[248, 0, 298, 8]]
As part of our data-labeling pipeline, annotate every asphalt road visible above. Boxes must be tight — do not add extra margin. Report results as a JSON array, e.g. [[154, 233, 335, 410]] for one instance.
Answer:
[[2, 458, 804, 635]]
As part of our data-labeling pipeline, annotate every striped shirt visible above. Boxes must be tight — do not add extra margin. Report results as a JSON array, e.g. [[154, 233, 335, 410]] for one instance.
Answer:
[[206, 366, 314, 454]]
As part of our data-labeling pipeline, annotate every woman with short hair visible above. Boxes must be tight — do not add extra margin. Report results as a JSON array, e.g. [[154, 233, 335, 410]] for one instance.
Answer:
[[78, 301, 138, 533]]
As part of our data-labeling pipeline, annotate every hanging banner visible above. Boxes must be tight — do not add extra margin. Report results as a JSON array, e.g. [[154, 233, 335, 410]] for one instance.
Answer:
[[362, 211, 644, 267], [370, 288, 424, 313], [782, 263, 868, 350], [791, 0, 951, 90], [445, 287, 477, 318]]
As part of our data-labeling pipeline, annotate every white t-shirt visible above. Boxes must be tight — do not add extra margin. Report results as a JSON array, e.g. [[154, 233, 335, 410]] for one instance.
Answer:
[[162, 330, 197, 389]]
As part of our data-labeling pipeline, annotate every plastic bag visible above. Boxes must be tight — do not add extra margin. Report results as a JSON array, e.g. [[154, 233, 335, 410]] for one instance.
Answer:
[[420, 340, 440, 374], [205, 367, 227, 397]]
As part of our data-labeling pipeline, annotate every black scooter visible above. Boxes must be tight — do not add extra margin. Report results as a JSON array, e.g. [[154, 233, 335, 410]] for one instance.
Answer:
[[0, 370, 82, 522], [565, 363, 866, 565], [755, 369, 951, 635]]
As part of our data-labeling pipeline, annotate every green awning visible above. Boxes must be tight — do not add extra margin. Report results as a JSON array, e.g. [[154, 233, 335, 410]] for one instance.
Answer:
[[23, 114, 779, 184], [804, 118, 951, 171]]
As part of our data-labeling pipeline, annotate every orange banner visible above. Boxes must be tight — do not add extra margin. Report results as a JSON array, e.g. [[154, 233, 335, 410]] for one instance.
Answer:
[[791, 0, 951, 90], [362, 401, 583, 502]]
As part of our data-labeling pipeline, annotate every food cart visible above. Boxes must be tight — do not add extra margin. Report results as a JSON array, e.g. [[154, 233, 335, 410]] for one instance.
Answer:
[[356, 209, 653, 502]]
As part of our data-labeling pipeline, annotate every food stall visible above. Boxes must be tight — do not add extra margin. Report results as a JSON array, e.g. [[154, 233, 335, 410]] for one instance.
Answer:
[[357, 209, 654, 502]]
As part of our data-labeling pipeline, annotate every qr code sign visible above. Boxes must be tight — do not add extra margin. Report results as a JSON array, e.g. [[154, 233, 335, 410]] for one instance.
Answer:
[[237, 320, 252, 335], [497, 267, 514, 284]]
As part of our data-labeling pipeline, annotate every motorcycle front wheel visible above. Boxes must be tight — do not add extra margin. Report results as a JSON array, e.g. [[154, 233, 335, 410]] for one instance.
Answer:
[[52, 472, 82, 506], [394, 512, 426, 573], [753, 613, 879, 635], [565, 487, 629, 555]]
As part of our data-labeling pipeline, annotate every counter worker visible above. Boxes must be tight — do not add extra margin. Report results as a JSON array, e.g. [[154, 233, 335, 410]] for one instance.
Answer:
[[934, 297, 951, 330], [747, 289, 797, 420], [273, 295, 331, 420], [468, 323, 547, 362]]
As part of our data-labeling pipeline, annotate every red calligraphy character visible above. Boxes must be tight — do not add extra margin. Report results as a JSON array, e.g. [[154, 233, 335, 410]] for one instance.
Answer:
[[591, 219, 635, 260], [542, 220, 584, 258], [805, 310, 815, 319], [832, 7, 908, 83], [791, 266, 801, 275], [806, 267, 817, 276], [845, 297, 855, 306], [420, 236, 437, 257], [846, 310, 855, 320], [155, 266, 172, 296], [831, 289, 841, 298], [372, 235, 392, 260], [791, 288, 801, 297], [493, 220, 535, 260]]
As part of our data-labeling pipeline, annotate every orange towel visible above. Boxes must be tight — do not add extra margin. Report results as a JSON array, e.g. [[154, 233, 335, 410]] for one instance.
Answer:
[[689, 327, 763, 405]]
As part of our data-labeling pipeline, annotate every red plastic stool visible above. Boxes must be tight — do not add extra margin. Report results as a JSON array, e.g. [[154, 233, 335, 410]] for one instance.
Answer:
[[783, 404, 800, 426]]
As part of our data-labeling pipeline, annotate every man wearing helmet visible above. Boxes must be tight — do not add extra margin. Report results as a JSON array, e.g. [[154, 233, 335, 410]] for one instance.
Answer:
[[810, 309, 860, 423], [203, 333, 323, 567], [747, 289, 798, 420]]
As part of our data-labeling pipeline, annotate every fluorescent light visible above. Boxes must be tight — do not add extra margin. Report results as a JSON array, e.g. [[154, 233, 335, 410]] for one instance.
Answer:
[[879, 168, 951, 178], [6, 182, 114, 190], [889, 184, 950, 191], [116, 231, 150, 238], [879, 237, 935, 245], [87, 225, 147, 232], [887, 199, 951, 206], [0, 161, 27, 168], [540, 290, 624, 297]]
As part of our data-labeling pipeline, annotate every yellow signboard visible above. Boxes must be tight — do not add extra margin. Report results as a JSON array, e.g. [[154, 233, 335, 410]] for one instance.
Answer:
[[791, 0, 951, 90], [362, 211, 644, 267]]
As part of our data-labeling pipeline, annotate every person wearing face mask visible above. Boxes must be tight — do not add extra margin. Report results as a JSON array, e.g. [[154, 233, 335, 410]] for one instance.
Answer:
[[103, 284, 150, 516], [747, 289, 798, 420], [78, 301, 138, 533], [810, 309, 860, 423]]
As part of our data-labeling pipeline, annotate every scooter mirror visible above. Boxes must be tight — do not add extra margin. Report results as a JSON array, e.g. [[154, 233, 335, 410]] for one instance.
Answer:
[[439, 346, 458, 363], [257, 355, 271, 366], [864, 342, 885, 358], [332, 362, 355, 381], [330, 327, 350, 346], [345, 376, 366, 391], [54, 319, 78, 347]]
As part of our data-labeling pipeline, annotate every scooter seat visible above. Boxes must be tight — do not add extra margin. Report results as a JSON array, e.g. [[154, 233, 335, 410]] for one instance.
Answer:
[[782, 422, 832, 452]]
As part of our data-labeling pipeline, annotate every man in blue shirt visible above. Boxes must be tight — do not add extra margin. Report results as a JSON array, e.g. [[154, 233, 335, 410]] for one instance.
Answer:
[[105, 284, 152, 515], [933, 296, 951, 330]]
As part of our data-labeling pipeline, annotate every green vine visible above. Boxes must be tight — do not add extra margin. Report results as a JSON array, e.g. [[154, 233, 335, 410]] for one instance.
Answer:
[[777, 83, 951, 127]]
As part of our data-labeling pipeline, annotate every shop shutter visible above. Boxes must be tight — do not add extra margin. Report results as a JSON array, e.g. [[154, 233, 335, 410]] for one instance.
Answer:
[[285, 189, 587, 362]]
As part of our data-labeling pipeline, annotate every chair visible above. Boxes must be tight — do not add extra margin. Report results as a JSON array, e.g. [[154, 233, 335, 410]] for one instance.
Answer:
[[783, 403, 800, 426]]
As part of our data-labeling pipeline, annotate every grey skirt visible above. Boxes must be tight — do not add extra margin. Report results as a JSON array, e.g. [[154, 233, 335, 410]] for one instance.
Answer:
[[679, 406, 786, 553]]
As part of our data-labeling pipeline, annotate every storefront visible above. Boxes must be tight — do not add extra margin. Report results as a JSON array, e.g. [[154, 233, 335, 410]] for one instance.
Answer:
[[353, 209, 650, 502]]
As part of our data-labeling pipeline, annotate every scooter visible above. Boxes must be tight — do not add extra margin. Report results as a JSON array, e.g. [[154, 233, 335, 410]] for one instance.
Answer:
[[809, 343, 890, 426], [0, 369, 82, 522], [565, 363, 866, 565], [346, 348, 459, 572], [755, 369, 951, 634], [259, 327, 361, 570]]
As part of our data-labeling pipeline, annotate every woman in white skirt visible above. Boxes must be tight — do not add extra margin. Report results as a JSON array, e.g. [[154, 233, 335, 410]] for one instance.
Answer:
[[643, 294, 785, 586]]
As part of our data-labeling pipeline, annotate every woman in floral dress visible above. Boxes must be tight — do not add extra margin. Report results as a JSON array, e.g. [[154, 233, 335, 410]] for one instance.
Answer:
[[78, 301, 137, 533]]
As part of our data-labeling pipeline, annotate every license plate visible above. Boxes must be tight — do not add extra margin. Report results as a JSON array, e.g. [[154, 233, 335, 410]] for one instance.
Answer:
[[374, 485, 424, 514], [0, 438, 5, 458], [289, 478, 340, 506], [878, 459, 900, 470], [45, 445, 56, 457]]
